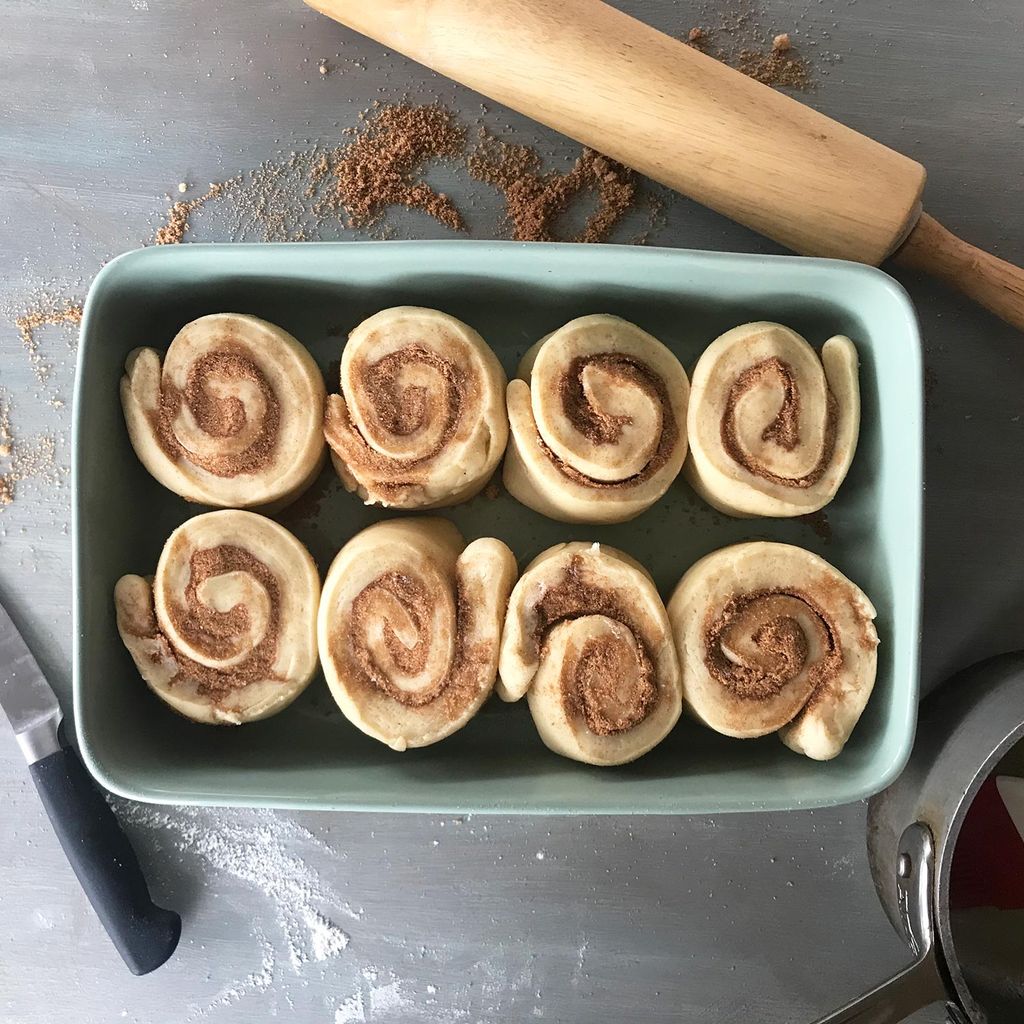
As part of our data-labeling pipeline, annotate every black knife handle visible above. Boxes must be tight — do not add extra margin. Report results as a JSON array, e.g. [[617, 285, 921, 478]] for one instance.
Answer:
[[29, 746, 181, 975]]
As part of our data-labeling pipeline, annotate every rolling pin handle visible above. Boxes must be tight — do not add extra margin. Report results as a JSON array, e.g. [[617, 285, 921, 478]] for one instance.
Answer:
[[893, 213, 1024, 333]]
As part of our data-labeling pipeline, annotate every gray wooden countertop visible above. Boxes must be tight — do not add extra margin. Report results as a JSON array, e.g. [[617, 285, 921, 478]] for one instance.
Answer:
[[1, 1, 1022, 1021]]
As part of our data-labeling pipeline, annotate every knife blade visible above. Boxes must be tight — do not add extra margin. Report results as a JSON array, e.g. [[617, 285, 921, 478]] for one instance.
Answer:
[[0, 601, 63, 763], [0, 599, 181, 975]]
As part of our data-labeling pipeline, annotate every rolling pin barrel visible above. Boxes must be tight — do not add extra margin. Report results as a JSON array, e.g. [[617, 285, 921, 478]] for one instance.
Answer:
[[307, 0, 1024, 331]]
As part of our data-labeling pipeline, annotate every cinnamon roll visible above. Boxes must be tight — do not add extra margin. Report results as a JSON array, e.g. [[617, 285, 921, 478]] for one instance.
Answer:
[[499, 542, 682, 765], [114, 511, 320, 725], [667, 542, 879, 760], [503, 315, 690, 524], [323, 307, 508, 509], [318, 518, 516, 750], [121, 313, 327, 510], [684, 322, 860, 517]]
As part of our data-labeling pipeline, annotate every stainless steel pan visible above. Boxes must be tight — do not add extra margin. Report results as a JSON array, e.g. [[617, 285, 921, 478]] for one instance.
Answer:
[[812, 652, 1024, 1024]]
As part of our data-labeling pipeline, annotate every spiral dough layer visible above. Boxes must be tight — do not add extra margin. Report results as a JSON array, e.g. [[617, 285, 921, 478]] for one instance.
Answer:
[[503, 315, 690, 524], [324, 307, 509, 509], [499, 542, 682, 765], [684, 322, 860, 517], [667, 541, 878, 760], [114, 511, 321, 724], [121, 313, 327, 509], [318, 518, 517, 750]]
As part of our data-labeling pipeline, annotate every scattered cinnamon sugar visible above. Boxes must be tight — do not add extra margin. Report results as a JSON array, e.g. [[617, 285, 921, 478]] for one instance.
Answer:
[[734, 46, 812, 89], [15, 302, 82, 383], [130, 103, 657, 246], [0, 392, 11, 459], [0, 431, 63, 509], [468, 132, 637, 243], [685, 3, 816, 91], [483, 481, 501, 501], [153, 180, 233, 245], [324, 103, 466, 231]]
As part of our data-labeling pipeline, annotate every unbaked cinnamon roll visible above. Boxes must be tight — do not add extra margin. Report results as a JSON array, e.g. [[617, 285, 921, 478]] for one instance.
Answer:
[[667, 541, 878, 760], [503, 315, 690, 524], [318, 518, 516, 749], [114, 510, 320, 724], [684, 322, 860, 517], [499, 542, 682, 765], [121, 313, 327, 510], [324, 307, 508, 508]]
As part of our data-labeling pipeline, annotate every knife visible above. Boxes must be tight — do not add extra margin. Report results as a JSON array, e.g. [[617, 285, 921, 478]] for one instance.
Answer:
[[0, 599, 181, 975]]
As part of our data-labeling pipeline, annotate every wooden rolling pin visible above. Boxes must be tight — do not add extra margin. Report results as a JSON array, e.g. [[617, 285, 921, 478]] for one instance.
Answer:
[[305, 0, 1024, 331]]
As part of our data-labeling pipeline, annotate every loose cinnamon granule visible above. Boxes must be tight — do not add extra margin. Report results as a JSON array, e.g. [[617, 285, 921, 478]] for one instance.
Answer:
[[153, 180, 233, 245], [15, 302, 82, 383], [325, 103, 466, 231], [468, 132, 636, 243]]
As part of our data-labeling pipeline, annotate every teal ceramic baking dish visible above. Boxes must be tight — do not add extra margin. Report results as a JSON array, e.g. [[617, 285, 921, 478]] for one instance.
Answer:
[[72, 241, 922, 813]]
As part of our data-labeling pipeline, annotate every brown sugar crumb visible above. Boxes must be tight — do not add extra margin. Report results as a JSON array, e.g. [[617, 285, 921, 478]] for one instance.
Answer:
[[14, 301, 82, 384], [468, 132, 637, 243], [773, 32, 791, 52], [483, 481, 501, 501], [153, 180, 233, 245], [687, 26, 706, 44], [326, 103, 466, 231]]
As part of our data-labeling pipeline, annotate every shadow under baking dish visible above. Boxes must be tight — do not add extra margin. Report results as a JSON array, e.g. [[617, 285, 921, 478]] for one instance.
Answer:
[[72, 241, 922, 813]]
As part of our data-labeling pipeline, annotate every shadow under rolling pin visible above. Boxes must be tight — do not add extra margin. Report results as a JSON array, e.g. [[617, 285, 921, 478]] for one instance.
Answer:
[[304, 0, 1024, 333]]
